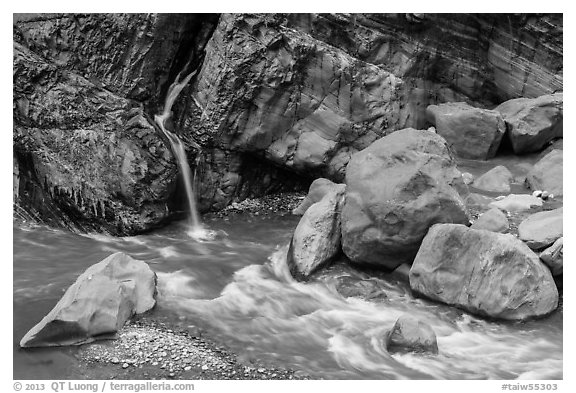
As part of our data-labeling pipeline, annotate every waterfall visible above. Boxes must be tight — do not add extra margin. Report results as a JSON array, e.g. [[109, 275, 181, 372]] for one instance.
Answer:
[[154, 69, 208, 239]]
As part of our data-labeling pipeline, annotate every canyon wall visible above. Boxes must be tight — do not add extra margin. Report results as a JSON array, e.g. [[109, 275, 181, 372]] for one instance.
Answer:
[[13, 13, 563, 234]]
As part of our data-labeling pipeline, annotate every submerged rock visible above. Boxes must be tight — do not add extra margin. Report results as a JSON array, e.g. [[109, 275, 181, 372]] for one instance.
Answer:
[[472, 165, 513, 193], [20, 252, 157, 348], [410, 224, 558, 321], [489, 194, 542, 212], [287, 187, 345, 280], [341, 128, 470, 270], [470, 207, 509, 233], [335, 276, 388, 301], [426, 102, 505, 159], [540, 237, 563, 276], [386, 315, 438, 354], [495, 93, 563, 154], [292, 178, 346, 216], [526, 149, 563, 196], [518, 207, 563, 250]]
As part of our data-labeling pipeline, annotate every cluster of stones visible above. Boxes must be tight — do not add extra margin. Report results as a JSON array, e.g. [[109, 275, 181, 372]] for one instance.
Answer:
[[80, 320, 304, 380], [288, 93, 562, 355]]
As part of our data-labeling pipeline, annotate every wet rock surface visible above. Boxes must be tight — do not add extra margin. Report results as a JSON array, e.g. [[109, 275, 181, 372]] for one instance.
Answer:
[[386, 315, 438, 354], [20, 252, 157, 348], [78, 318, 309, 380], [341, 128, 470, 269], [410, 224, 558, 321], [426, 102, 505, 160]]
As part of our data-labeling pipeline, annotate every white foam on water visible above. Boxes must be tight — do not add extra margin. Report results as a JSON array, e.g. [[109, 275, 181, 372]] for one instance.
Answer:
[[156, 270, 203, 299]]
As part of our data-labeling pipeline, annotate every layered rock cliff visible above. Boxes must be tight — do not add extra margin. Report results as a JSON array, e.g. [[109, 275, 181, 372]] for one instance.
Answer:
[[13, 13, 563, 234]]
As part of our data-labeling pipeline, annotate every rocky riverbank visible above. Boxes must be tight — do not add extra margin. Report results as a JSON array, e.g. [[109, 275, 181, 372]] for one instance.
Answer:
[[77, 318, 309, 380]]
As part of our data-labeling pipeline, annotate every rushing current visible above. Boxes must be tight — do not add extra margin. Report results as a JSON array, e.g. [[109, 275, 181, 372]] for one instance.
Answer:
[[154, 69, 205, 238], [13, 207, 562, 380]]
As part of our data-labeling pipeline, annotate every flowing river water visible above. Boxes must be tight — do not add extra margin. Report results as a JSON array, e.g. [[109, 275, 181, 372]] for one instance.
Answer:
[[13, 207, 562, 380]]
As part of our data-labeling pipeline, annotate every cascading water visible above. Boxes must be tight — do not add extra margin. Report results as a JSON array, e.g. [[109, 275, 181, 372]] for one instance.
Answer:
[[154, 69, 213, 240]]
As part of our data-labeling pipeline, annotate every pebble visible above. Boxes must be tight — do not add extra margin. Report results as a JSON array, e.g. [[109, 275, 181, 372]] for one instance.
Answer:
[[184, 366, 192, 371], [201, 364, 209, 371], [110, 357, 120, 364], [122, 363, 129, 369]]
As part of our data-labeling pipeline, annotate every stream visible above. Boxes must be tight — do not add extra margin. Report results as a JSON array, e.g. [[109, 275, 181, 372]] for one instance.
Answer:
[[13, 208, 562, 380]]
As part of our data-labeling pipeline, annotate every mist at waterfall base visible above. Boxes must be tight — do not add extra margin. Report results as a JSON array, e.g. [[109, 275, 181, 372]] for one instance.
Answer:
[[13, 213, 562, 380], [154, 69, 216, 241]]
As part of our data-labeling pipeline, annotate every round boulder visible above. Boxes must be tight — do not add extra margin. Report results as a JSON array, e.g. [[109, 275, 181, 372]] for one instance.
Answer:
[[341, 128, 470, 269], [426, 102, 505, 159], [20, 252, 157, 347], [386, 315, 438, 354], [409, 224, 558, 321], [526, 149, 563, 196], [495, 93, 563, 154], [518, 207, 563, 250]]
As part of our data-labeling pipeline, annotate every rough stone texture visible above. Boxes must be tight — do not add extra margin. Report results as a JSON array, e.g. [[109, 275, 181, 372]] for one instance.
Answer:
[[518, 207, 563, 250], [335, 276, 388, 301], [292, 178, 346, 216], [470, 208, 509, 233], [14, 13, 563, 226], [495, 93, 563, 154], [287, 187, 345, 280], [526, 149, 563, 196], [472, 165, 514, 193], [540, 237, 563, 276], [461, 172, 475, 185], [426, 102, 505, 159], [386, 315, 438, 354], [410, 224, 558, 321], [489, 194, 542, 212], [20, 252, 157, 348], [13, 42, 177, 234], [341, 128, 470, 269]]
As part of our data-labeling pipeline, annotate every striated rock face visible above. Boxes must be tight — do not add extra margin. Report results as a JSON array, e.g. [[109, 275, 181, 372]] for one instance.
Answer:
[[14, 13, 563, 230], [410, 224, 558, 321], [341, 128, 470, 269], [13, 43, 178, 234], [20, 252, 157, 347], [426, 102, 505, 159], [191, 14, 405, 183]]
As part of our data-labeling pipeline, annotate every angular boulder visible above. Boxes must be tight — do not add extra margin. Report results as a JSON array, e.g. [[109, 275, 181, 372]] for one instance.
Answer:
[[470, 207, 509, 233], [386, 315, 438, 354], [526, 149, 563, 196], [292, 178, 346, 216], [426, 102, 505, 159], [20, 252, 157, 347], [540, 237, 563, 276], [495, 93, 563, 154], [410, 224, 558, 320], [287, 187, 346, 280], [518, 207, 563, 250], [341, 128, 470, 269], [472, 165, 513, 193], [489, 194, 542, 212]]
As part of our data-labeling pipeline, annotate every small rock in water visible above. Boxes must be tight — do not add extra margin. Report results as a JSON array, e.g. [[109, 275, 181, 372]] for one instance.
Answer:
[[110, 357, 120, 364], [184, 366, 192, 371], [541, 191, 550, 200], [122, 363, 129, 369], [532, 190, 543, 198], [201, 364, 209, 371]]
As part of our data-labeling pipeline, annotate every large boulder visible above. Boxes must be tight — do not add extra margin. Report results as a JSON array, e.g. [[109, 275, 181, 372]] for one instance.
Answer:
[[472, 165, 513, 193], [287, 187, 346, 280], [426, 102, 505, 159], [341, 128, 470, 269], [410, 224, 558, 320], [518, 207, 563, 250], [540, 237, 563, 276], [489, 194, 542, 212], [526, 149, 563, 196], [495, 93, 563, 154], [20, 253, 157, 348], [292, 178, 346, 216], [470, 207, 509, 233], [386, 314, 438, 354]]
